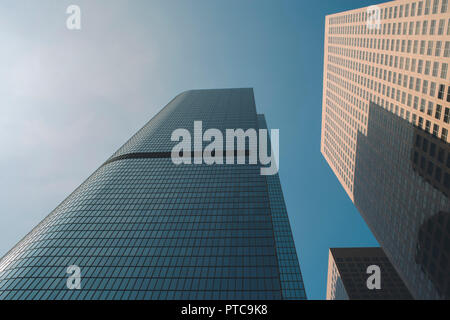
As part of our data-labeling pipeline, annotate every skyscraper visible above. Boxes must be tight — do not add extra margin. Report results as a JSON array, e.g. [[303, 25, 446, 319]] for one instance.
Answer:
[[321, 0, 449, 299], [326, 247, 413, 300], [0, 88, 306, 300]]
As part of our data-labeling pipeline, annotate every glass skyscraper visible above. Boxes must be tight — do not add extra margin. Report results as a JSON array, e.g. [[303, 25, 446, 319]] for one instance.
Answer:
[[0, 88, 306, 300]]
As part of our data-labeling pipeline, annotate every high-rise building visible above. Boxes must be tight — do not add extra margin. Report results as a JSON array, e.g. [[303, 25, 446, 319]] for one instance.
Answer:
[[321, 0, 450, 299], [326, 247, 413, 300], [0, 88, 306, 300]]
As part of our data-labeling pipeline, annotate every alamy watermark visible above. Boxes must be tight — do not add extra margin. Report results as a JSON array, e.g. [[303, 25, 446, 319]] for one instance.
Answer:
[[66, 5, 81, 30], [171, 121, 279, 176], [366, 5, 381, 31], [366, 265, 381, 290], [66, 265, 81, 289]]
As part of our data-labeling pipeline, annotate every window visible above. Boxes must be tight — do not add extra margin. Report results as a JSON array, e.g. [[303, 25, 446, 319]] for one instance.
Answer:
[[418, 116, 424, 128], [423, 80, 428, 94], [433, 61, 439, 76], [425, 120, 431, 133], [425, 61, 431, 74], [430, 20, 436, 35], [427, 41, 434, 56], [438, 148, 445, 162], [425, 0, 431, 14], [423, 137, 430, 152], [433, 124, 439, 137], [422, 21, 428, 34], [418, 59, 424, 73], [443, 0, 449, 12], [445, 173, 450, 188], [421, 156, 427, 169], [441, 63, 448, 79], [435, 104, 442, 119], [444, 41, 450, 57], [420, 40, 426, 54], [430, 82, 436, 96], [438, 19, 445, 35], [438, 84, 445, 99], [427, 161, 434, 175], [435, 166, 442, 182], [442, 128, 448, 141], [435, 41, 442, 56], [444, 107, 449, 123], [427, 102, 434, 116], [430, 142, 437, 156], [432, 0, 439, 13], [420, 99, 425, 113]]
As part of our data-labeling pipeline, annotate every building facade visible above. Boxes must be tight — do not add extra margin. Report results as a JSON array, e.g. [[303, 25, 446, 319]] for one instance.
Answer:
[[326, 247, 413, 300], [0, 88, 306, 300], [321, 0, 450, 299]]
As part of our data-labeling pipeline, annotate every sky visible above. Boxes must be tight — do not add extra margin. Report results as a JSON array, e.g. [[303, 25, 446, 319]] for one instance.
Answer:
[[0, 0, 383, 299]]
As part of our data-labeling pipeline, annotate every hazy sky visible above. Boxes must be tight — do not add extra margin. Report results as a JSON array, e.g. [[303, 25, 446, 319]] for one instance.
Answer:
[[0, 0, 381, 299]]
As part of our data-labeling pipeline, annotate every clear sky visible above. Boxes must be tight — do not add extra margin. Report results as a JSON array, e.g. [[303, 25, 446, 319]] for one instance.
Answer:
[[0, 0, 382, 299]]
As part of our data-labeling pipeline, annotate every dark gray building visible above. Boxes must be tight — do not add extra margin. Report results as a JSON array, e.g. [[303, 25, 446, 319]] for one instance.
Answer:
[[353, 102, 449, 299], [326, 247, 413, 300], [0, 88, 306, 300]]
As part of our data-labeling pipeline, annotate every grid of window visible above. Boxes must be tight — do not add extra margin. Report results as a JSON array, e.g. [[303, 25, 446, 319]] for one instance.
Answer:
[[0, 160, 281, 300], [326, 253, 349, 300], [321, 0, 450, 300], [353, 102, 449, 300], [0, 89, 305, 300], [110, 89, 258, 158], [412, 128, 450, 196], [321, 0, 450, 200], [258, 115, 307, 300], [415, 211, 450, 299], [327, 248, 413, 300]]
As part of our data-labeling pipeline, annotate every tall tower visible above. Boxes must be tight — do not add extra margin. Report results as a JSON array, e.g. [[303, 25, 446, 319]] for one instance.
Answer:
[[321, 0, 450, 299], [0, 88, 306, 300]]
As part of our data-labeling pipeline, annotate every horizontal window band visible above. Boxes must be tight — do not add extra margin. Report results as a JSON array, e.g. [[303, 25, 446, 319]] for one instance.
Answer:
[[102, 150, 252, 166]]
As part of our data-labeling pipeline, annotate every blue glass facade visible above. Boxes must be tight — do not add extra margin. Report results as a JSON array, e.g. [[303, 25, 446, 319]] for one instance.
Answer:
[[0, 88, 306, 300], [258, 115, 306, 300]]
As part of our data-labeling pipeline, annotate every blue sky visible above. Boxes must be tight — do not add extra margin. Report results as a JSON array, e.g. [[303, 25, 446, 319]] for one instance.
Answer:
[[0, 0, 383, 299]]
